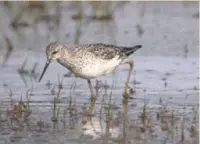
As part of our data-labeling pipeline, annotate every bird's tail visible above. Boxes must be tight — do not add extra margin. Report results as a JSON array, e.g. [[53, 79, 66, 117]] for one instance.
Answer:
[[121, 45, 142, 57]]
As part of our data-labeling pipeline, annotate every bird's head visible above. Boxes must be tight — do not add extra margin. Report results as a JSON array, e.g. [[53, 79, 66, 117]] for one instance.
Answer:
[[46, 41, 63, 61], [39, 42, 63, 82]]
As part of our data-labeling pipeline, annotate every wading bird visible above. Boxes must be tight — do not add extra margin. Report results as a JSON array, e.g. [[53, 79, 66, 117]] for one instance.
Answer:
[[39, 42, 142, 100]]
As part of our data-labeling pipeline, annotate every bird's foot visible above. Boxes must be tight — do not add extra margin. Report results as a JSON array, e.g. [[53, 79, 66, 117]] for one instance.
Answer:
[[90, 94, 96, 102], [123, 82, 130, 99], [122, 89, 129, 99]]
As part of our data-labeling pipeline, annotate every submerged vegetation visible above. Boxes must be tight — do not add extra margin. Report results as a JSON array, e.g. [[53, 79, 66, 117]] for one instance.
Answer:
[[0, 86, 198, 143]]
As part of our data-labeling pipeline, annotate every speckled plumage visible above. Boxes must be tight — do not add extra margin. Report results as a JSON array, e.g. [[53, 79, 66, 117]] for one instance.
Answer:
[[39, 42, 142, 99], [44, 42, 141, 79], [68, 43, 141, 60]]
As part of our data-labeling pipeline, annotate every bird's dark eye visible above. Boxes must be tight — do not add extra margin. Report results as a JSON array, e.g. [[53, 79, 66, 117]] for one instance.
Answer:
[[52, 51, 58, 55]]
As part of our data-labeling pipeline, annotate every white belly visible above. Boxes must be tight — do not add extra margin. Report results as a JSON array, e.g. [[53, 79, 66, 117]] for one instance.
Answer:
[[78, 56, 122, 79]]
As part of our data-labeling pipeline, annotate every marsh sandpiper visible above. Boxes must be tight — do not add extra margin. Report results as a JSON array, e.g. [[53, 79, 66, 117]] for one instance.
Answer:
[[39, 42, 142, 100]]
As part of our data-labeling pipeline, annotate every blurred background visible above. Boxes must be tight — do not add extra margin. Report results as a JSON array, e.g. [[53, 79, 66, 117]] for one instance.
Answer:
[[0, 1, 198, 58], [0, 1, 199, 144]]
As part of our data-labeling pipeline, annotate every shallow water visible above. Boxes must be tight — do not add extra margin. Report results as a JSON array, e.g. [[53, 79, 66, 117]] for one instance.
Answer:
[[0, 1, 199, 144]]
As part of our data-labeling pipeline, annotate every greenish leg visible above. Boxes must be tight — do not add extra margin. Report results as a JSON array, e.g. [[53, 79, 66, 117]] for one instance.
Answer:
[[121, 60, 134, 98], [87, 79, 96, 101]]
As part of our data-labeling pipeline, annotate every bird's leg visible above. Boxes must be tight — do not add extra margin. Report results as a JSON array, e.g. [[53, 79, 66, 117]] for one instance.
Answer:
[[121, 60, 134, 98], [87, 80, 96, 101]]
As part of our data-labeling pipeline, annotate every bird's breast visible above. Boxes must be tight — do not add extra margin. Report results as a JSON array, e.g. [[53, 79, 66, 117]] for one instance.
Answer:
[[77, 56, 122, 79], [57, 55, 122, 79]]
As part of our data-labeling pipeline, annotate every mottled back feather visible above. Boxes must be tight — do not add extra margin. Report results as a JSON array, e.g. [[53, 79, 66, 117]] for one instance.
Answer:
[[74, 43, 142, 60]]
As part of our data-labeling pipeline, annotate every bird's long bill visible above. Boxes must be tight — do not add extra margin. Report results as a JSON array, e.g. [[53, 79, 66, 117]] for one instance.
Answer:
[[38, 60, 51, 82]]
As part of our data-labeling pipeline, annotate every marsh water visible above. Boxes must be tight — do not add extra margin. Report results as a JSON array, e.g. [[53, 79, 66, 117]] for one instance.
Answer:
[[0, 2, 199, 144]]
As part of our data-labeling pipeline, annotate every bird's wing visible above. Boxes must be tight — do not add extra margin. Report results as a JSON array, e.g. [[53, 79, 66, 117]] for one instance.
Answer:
[[82, 43, 122, 60]]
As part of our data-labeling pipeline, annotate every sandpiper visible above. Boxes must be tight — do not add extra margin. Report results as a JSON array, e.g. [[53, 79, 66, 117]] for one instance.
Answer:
[[39, 42, 142, 100]]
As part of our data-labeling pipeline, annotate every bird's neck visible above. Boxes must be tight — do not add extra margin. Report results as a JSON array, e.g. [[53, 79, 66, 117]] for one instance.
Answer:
[[57, 48, 74, 69]]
